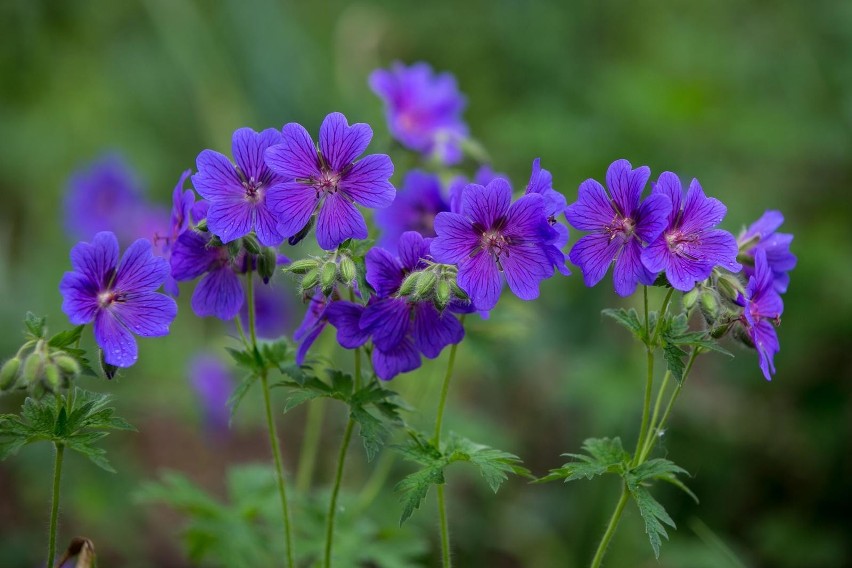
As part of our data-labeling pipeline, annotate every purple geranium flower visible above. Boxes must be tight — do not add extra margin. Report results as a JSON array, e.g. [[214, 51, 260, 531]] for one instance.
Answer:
[[525, 158, 571, 276], [375, 170, 450, 251], [192, 127, 286, 246], [152, 169, 194, 297], [265, 112, 395, 250], [59, 231, 177, 367], [447, 165, 510, 214], [641, 173, 741, 291], [369, 62, 468, 165], [170, 231, 245, 320], [565, 159, 672, 297], [293, 291, 334, 365], [431, 179, 557, 311], [189, 354, 233, 438], [238, 280, 291, 340], [736, 249, 783, 380], [738, 210, 797, 294]]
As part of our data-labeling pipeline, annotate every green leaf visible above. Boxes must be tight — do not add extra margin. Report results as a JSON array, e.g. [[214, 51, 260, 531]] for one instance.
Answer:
[[280, 377, 330, 413], [663, 343, 687, 382], [65, 438, 115, 473], [629, 485, 676, 558], [48, 325, 84, 348], [630, 458, 689, 482], [24, 312, 47, 338], [539, 437, 630, 483], [656, 473, 699, 504], [227, 374, 259, 421], [447, 435, 532, 492], [602, 308, 645, 341], [396, 463, 445, 525]]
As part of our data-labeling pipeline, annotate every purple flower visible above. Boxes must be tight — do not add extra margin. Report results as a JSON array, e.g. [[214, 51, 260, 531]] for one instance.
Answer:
[[565, 159, 672, 297], [170, 231, 244, 320], [375, 170, 450, 251], [192, 127, 286, 246], [431, 179, 557, 311], [238, 281, 291, 340], [525, 158, 571, 276], [448, 165, 510, 214], [59, 232, 177, 367], [189, 354, 233, 437], [265, 112, 395, 250], [738, 210, 797, 294], [153, 169, 194, 297], [736, 249, 783, 380], [293, 292, 333, 365], [369, 62, 468, 165], [64, 153, 168, 246], [640, 173, 741, 292]]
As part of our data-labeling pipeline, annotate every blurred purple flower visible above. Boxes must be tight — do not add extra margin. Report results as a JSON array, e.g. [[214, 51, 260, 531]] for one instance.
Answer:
[[293, 291, 333, 364], [525, 158, 570, 276], [565, 159, 672, 297], [189, 354, 233, 436], [170, 231, 244, 320], [641, 173, 741, 291], [369, 62, 468, 165], [238, 281, 291, 340], [375, 170, 450, 251], [447, 164, 510, 214], [738, 210, 797, 294], [152, 169, 194, 296], [265, 112, 395, 250], [431, 179, 557, 311], [192, 127, 286, 246], [736, 249, 783, 380], [59, 232, 177, 367]]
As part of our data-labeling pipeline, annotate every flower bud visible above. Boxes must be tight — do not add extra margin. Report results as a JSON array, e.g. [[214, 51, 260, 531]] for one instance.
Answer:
[[339, 256, 357, 285], [195, 218, 209, 232], [258, 247, 277, 284], [449, 280, 468, 301], [241, 234, 261, 255], [287, 258, 320, 275], [414, 271, 437, 300], [321, 262, 338, 295], [435, 279, 451, 309], [732, 325, 754, 348], [21, 353, 42, 386], [716, 273, 745, 302], [44, 363, 61, 391], [0, 357, 21, 390], [54, 354, 81, 377], [682, 288, 699, 311], [301, 268, 320, 291], [710, 322, 732, 339], [288, 216, 315, 246], [398, 273, 420, 297], [699, 290, 719, 325]]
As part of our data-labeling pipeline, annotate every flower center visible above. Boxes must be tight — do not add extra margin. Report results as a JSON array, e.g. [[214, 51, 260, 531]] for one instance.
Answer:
[[97, 290, 122, 308], [605, 216, 636, 242], [481, 229, 511, 261], [242, 177, 263, 202], [665, 230, 700, 259], [313, 170, 342, 198]]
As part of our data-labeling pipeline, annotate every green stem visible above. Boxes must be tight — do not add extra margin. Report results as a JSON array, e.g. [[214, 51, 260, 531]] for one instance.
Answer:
[[295, 399, 325, 495], [46, 442, 65, 568], [632, 288, 655, 466], [650, 288, 675, 347], [247, 271, 295, 568], [437, 484, 452, 568], [324, 346, 362, 568], [590, 484, 630, 568], [641, 370, 671, 458]]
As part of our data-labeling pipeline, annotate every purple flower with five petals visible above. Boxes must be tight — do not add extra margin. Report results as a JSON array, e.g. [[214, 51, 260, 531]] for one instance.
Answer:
[[525, 158, 571, 276], [565, 159, 672, 297], [641, 173, 741, 292], [59, 232, 177, 367], [431, 179, 557, 311], [447, 165, 510, 214], [170, 231, 245, 320], [737, 210, 797, 294], [153, 169, 194, 297], [192, 127, 286, 246], [369, 62, 468, 165], [736, 249, 783, 380], [293, 291, 334, 365], [265, 112, 395, 250]]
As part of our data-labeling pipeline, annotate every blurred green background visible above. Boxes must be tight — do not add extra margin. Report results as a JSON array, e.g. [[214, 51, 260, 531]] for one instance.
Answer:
[[1, 0, 851, 566]]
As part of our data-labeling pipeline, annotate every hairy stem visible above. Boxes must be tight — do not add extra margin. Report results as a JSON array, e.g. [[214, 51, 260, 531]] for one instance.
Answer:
[[46, 441, 65, 568], [590, 484, 630, 568], [437, 484, 452, 568]]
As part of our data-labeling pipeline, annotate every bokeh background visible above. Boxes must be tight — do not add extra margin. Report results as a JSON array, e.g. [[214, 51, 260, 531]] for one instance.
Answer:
[[1, 0, 851, 566]]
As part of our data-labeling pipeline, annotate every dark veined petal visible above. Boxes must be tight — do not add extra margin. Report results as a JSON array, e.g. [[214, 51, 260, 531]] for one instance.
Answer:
[[265, 123, 321, 179], [193, 150, 243, 200], [500, 243, 553, 301], [59, 271, 99, 325], [430, 211, 478, 264], [191, 266, 243, 320], [232, 127, 284, 182], [504, 193, 550, 241], [651, 171, 683, 227], [565, 178, 616, 231], [112, 292, 177, 337], [569, 232, 621, 289], [70, 231, 120, 289], [692, 229, 741, 273], [316, 192, 368, 250], [253, 202, 285, 247], [613, 238, 655, 297], [412, 302, 464, 359], [205, 197, 254, 244], [114, 238, 169, 293], [751, 319, 779, 380], [606, 159, 648, 218], [634, 193, 672, 243], [640, 235, 669, 274], [365, 247, 405, 298], [325, 301, 370, 349], [457, 250, 502, 311], [338, 154, 395, 208], [461, 179, 511, 228], [170, 231, 220, 281], [361, 298, 410, 351], [319, 112, 373, 173], [679, 179, 727, 235], [397, 231, 432, 272], [266, 181, 318, 239], [94, 310, 138, 367], [742, 210, 784, 241], [371, 338, 421, 381]]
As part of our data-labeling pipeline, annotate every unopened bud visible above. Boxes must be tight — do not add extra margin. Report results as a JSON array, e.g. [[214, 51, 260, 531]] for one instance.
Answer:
[[301, 268, 320, 291], [398, 273, 420, 297], [287, 259, 320, 275], [321, 262, 338, 294], [449, 280, 468, 300], [54, 355, 80, 377], [339, 256, 357, 284], [0, 357, 21, 390], [44, 363, 61, 390], [716, 273, 745, 302], [22, 353, 42, 385], [258, 247, 277, 284], [435, 279, 451, 309], [710, 322, 732, 339], [195, 219, 209, 232], [241, 234, 262, 254], [733, 325, 754, 348], [414, 271, 437, 299], [699, 291, 719, 325], [682, 288, 699, 311]]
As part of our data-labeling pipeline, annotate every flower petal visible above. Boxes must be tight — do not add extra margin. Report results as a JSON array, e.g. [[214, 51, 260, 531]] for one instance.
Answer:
[[361, 298, 410, 351], [372, 338, 421, 381], [316, 192, 368, 250], [254, 202, 284, 247], [565, 178, 616, 231], [568, 233, 621, 288], [651, 172, 683, 226], [205, 197, 254, 244], [457, 250, 502, 311], [170, 231, 220, 281], [743, 210, 784, 241], [193, 150, 243, 200], [412, 302, 464, 358], [613, 238, 655, 297], [691, 229, 741, 273], [431, 211, 478, 264], [461, 179, 511, 228], [70, 231, 119, 288], [112, 292, 177, 337], [606, 159, 648, 218], [114, 238, 169, 293], [319, 112, 373, 173], [679, 179, 727, 235], [59, 272, 99, 325], [504, 193, 551, 241], [500, 244, 553, 301], [232, 127, 284, 182], [94, 310, 138, 367], [338, 154, 395, 208], [634, 192, 672, 243], [751, 319, 779, 380], [191, 267, 244, 320], [397, 231, 432, 271], [640, 235, 669, 274], [265, 123, 321, 179], [266, 181, 318, 239], [325, 301, 370, 349], [365, 248, 405, 298]]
